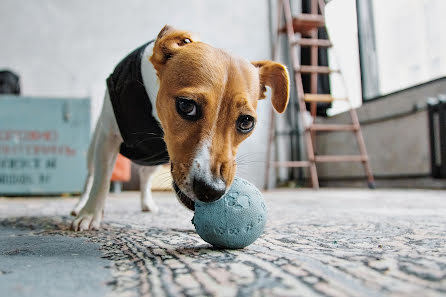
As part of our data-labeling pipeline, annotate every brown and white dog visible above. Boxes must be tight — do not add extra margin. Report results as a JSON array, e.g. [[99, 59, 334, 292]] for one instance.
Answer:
[[71, 25, 289, 231]]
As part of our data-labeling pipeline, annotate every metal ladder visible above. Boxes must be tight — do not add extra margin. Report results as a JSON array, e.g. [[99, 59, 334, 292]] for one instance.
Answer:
[[264, 0, 375, 189]]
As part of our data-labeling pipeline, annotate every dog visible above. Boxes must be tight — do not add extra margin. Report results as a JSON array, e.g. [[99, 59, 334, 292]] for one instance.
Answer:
[[71, 25, 289, 231]]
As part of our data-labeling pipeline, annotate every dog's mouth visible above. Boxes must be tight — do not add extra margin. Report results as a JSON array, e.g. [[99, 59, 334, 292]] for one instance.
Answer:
[[172, 181, 195, 211]]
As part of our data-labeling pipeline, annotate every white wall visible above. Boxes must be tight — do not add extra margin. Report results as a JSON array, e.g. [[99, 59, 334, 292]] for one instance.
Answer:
[[0, 0, 274, 188], [325, 0, 363, 115], [325, 0, 446, 110], [373, 0, 446, 95]]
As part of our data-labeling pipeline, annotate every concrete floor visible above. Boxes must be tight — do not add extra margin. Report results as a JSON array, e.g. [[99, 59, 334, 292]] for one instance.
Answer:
[[0, 227, 112, 297], [0, 188, 445, 297]]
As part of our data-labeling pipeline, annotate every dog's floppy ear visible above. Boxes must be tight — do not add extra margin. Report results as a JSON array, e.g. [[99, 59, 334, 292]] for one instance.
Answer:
[[150, 25, 199, 75], [252, 60, 290, 113]]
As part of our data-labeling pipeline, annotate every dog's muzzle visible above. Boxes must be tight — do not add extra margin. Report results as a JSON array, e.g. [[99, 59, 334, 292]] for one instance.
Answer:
[[173, 181, 195, 210]]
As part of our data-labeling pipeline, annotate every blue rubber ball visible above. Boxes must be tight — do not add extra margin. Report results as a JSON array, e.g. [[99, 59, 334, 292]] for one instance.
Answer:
[[192, 177, 267, 249]]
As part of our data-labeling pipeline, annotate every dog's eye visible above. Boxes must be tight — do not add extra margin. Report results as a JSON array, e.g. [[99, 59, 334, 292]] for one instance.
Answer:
[[236, 115, 255, 134], [178, 38, 191, 46], [178, 98, 196, 115], [176, 97, 201, 121]]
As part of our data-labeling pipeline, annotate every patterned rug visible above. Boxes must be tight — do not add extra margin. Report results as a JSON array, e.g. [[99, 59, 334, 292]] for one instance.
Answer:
[[0, 189, 445, 297]]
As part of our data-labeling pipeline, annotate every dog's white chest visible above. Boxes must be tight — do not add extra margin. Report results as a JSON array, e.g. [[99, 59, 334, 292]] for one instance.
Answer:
[[140, 42, 160, 122]]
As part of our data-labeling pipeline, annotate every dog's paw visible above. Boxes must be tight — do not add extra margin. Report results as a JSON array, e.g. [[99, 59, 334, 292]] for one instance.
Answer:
[[141, 200, 159, 213], [71, 212, 102, 231], [70, 206, 81, 217], [70, 196, 88, 217]]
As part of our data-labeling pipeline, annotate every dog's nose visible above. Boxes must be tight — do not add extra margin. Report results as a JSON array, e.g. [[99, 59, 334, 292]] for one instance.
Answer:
[[193, 177, 226, 202]]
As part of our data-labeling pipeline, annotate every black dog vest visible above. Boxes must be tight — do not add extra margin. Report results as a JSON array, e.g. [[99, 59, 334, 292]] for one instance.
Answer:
[[107, 40, 169, 166]]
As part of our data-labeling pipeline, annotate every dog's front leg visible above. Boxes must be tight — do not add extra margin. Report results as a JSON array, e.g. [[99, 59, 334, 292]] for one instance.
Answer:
[[71, 172, 93, 217], [71, 123, 121, 231], [71, 123, 100, 216], [138, 165, 162, 213]]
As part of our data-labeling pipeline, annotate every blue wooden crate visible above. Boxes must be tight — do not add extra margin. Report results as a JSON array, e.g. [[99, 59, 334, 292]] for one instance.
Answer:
[[0, 95, 90, 195]]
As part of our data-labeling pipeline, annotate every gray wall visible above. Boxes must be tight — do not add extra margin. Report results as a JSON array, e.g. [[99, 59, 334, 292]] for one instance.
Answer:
[[315, 78, 446, 188], [0, 0, 275, 188]]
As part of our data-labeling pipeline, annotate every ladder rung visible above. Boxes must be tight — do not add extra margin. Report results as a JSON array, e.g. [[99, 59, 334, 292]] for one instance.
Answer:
[[303, 94, 347, 103], [293, 14, 326, 33], [278, 14, 326, 34], [314, 155, 368, 162], [271, 161, 311, 168], [292, 39, 332, 48], [309, 124, 357, 132], [297, 66, 339, 74]]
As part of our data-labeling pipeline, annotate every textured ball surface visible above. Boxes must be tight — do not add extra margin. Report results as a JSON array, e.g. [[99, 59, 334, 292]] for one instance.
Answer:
[[192, 177, 267, 249]]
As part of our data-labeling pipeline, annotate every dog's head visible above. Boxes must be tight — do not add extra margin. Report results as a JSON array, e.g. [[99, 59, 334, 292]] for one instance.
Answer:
[[150, 25, 289, 208]]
